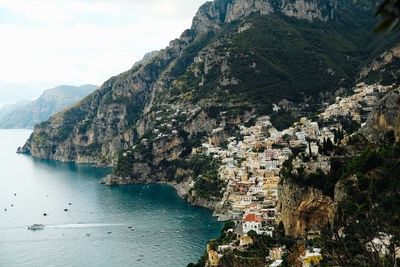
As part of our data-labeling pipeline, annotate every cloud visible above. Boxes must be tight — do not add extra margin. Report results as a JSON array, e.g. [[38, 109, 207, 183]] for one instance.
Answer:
[[0, 0, 207, 103]]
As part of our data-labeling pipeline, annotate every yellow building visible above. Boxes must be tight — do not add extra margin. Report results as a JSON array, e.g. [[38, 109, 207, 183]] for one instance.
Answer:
[[241, 171, 248, 182], [303, 255, 323, 266], [301, 249, 323, 267], [264, 176, 280, 190], [208, 250, 220, 266]]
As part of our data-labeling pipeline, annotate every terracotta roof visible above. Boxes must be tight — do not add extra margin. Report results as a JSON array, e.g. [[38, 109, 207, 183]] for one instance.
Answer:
[[244, 213, 262, 223]]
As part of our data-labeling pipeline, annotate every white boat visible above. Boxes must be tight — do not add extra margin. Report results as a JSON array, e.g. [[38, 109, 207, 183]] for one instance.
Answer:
[[28, 224, 44, 230]]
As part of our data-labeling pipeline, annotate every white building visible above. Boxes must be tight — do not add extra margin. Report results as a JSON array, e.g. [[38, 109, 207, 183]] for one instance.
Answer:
[[242, 213, 263, 235]]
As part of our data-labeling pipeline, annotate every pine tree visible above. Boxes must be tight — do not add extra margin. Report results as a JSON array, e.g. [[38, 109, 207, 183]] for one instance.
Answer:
[[327, 138, 333, 152]]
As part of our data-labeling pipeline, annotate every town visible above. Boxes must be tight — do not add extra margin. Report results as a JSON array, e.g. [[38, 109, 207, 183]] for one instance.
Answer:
[[191, 83, 392, 266]]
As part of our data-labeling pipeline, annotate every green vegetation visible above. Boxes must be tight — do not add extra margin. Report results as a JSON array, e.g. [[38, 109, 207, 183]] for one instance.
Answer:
[[171, 31, 216, 78], [282, 157, 346, 198], [32, 130, 49, 146], [78, 119, 93, 134], [270, 111, 297, 131], [171, 8, 400, 120], [81, 143, 102, 156], [364, 57, 400, 85], [192, 155, 225, 199], [113, 97, 143, 126], [114, 150, 134, 178], [54, 126, 74, 142]]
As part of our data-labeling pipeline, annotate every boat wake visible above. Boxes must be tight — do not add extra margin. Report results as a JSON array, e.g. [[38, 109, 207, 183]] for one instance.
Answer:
[[46, 223, 124, 229]]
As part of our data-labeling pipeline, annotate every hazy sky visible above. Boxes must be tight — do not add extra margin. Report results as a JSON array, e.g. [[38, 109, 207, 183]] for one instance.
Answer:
[[0, 0, 207, 106]]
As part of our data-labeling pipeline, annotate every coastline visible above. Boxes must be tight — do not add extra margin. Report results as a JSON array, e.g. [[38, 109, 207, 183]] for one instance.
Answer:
[[158, 181, 230, 222]]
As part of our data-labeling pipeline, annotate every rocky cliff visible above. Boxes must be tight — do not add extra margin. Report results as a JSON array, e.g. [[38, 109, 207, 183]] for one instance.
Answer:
[[20, 0, 400, 185], [360, 87, 400, 143], [278, 179, 334, 236]]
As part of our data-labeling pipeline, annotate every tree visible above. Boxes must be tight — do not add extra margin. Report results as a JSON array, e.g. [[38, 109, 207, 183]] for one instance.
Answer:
[[371, 0, 400, 32], [223, 221, 235, 231], [323, 138, 328, 155], [327, 138, 334, 152], [287, 242, 306, 267], [275, 221, 286, 239], [357, 0, 400, 32], [247, 230, 257, 238]]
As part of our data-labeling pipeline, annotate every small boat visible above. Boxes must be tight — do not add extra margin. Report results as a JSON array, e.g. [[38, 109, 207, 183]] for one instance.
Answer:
[[28, 224, 44, 231]]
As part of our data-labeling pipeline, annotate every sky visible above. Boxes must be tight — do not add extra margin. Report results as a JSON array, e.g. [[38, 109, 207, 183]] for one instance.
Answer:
[[0, 0, 207, 106]]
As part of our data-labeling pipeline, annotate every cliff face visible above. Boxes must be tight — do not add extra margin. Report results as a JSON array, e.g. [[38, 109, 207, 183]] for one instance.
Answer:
[[360, 88, 400, 143], [194, 0, 339, 29], [278, 179, 334, 236]]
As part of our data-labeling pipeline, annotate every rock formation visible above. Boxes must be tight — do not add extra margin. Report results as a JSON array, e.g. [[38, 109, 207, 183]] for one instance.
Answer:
[[360, 87, 400, 143], [278, 179, 334, 236]]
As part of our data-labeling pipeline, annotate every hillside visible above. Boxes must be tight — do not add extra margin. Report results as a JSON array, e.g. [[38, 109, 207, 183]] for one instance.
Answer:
[[20, 0, 400, 182], [0, 85, 98, 129]]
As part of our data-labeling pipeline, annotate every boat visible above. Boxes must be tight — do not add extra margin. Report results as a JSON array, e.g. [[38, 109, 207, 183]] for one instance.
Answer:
[[28, 224, 44, 230]]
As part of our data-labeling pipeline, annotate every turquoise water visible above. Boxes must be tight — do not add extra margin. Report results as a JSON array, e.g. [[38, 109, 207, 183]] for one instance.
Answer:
[[0, 130, 222, 267]]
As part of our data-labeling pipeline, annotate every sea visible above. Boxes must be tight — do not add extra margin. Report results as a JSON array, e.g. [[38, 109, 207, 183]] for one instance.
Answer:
[[0, 129, 223, 267]]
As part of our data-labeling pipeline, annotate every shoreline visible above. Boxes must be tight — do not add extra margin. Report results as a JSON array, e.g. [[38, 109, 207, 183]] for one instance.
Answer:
[[157, 181, 230, 222]]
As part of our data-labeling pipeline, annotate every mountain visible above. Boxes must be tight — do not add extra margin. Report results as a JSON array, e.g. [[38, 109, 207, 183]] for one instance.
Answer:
[[0, 100, 31, 120], [20, 0, 400, 183], [0, 85, 98, 129], [132, 50, 160, 68]]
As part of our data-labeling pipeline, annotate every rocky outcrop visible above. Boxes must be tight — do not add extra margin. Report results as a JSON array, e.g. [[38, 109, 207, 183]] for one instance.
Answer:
[[280, 0, 337, 21], [278, 179, 334, 236], [225, 0, 273, 22], [188, 195, 221, 211], [360, 87, 400, 143], [360, 44, 400, 78], [193, 0, 339, 32], [133, 50, 160, 68]]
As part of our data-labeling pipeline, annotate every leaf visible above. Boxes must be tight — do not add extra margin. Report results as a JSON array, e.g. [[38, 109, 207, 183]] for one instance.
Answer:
[[373, 18, 395, 33]]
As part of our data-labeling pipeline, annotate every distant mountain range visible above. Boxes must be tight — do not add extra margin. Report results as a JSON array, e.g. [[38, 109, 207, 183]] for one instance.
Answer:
[[0, 84, 98, 129], [0, 100, 31, 120]]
